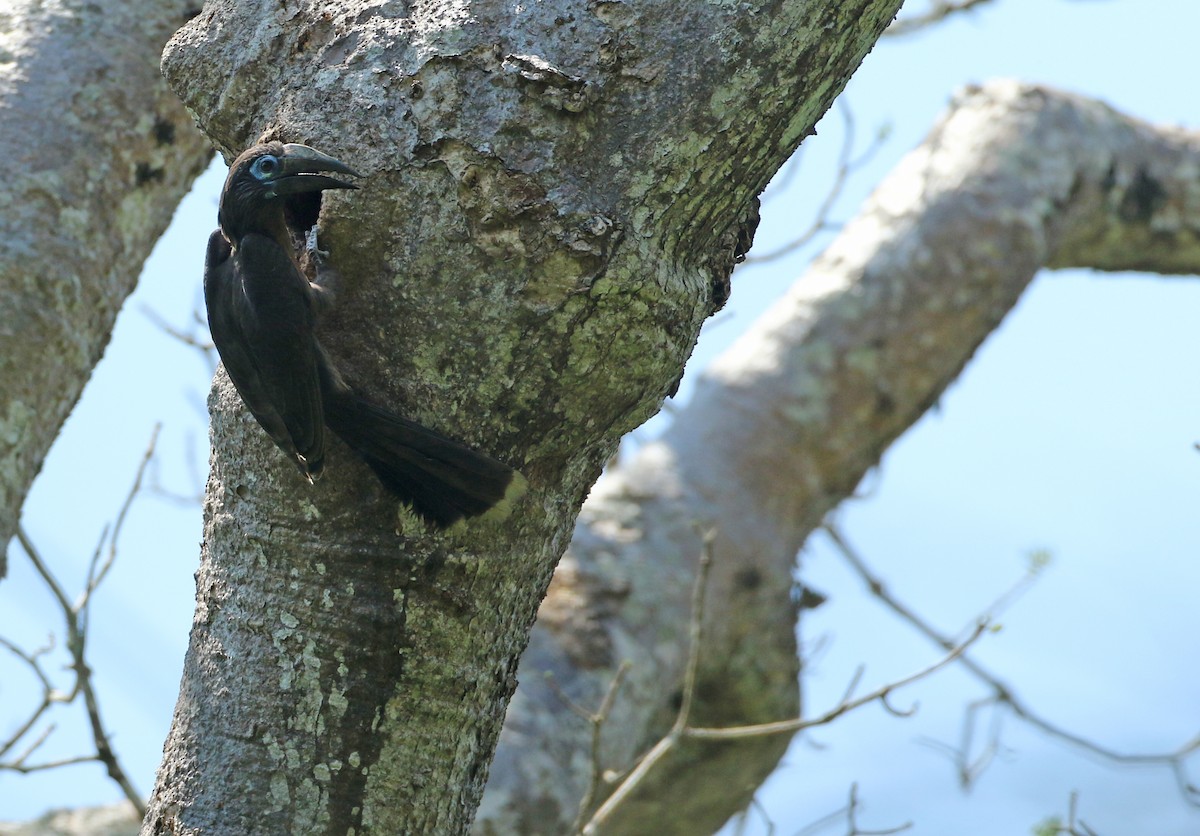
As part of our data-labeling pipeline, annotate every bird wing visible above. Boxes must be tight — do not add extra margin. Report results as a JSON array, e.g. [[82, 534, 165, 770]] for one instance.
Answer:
[[203, 229, 326, 477]]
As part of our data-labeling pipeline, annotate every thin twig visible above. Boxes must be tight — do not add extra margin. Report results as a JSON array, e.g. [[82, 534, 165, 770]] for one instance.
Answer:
[[795, 797, 852, 836], [0, 634, 70, 771], [742, 797, 776, 836], [845, 782, 912, 836], [16, 527, 73, 618], [580, 532, 985, 834], [822, 522, 1200, 806], [685, 622, 986, 741], [141, 303, 215, 355], [4, 753, 100, 774], [562, 660, 633, 835], [147, 430, 207, 506], [743, 101, 887, 266], [581, 529, 717, 835], [1038, 791, 1098, 836], [760, 146, 806, 205], [1, 428, 162, 819], [11, 723, 58, 766], [81, 424, 161, 617], [884, 0, 998, 37], [741, 104, 854, 265], [675, 529, 715, 734]]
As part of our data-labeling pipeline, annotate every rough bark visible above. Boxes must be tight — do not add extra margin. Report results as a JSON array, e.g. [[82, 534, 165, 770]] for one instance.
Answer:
[[475, 81, 1200, 833], [10, 78, 1199, 836], [0, 0, 212, 572], [143, 1, 900, 834]]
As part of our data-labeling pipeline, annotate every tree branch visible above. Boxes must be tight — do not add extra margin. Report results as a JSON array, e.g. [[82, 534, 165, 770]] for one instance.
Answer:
[[684, 622, 987, 742], [480, 81, 1200, 831], [577, 534, 984, 834], [2, 429, 161, 819], [744, 102, 889, 265], [0, 0, 211, 569], [823, 522, 1200, 804], [885, 0, 999, 37]]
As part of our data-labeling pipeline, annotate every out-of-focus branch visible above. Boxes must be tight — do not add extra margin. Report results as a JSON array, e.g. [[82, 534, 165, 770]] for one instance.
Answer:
[[0, 634, 60, 764], [1034, 792, 1098, 836], [0, 428, 161, 819], [842, 784, 912, 836], [140, 304, 217, 365], [574, 532, 985, 835], [555, 660, 633, 835], [822, 523, 1200, 805], [743, 102, 889, 265], [0, 0, 212, 570], [141, 303, 214, 506], [885, 0, 998, 37], [793, 784, 912, 836], [684, 622, 986, 742], [479, 82, 1200, 833]]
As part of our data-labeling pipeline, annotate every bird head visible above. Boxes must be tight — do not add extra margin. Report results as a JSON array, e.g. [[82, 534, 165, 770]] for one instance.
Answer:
[[218, 142, 361, 246]]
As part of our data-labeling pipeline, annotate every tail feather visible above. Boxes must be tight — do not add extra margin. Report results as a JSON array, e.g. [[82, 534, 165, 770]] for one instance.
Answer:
[[324, 391, 526, 528]]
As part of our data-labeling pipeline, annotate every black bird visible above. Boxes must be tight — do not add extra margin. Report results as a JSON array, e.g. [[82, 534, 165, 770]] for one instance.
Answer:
[[203, 141, 526, 528]]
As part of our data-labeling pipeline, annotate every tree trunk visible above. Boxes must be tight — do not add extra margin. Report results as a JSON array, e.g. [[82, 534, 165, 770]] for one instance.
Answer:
[[142, 1, 901, 833], [0, 0, 212, 573], [10, 75, 1198, 836]]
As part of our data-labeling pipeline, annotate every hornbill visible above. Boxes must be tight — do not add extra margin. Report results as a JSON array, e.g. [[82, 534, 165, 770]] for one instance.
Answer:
[[203, 141, 526, 528]]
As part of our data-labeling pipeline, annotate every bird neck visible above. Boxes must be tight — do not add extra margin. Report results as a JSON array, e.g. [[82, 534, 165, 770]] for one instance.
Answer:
[[222, 202, 295, 255]]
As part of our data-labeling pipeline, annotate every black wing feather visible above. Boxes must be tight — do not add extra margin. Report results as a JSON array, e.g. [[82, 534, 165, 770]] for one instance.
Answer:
[[203, 229, 326, 478]]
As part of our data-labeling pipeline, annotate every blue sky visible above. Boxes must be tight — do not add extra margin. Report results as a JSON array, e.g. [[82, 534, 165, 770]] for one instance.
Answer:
[[3, 1, 1199, 832]]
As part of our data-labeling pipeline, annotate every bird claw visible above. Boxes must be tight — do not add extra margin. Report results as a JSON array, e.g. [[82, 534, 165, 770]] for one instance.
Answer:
[[302, 227, 339, 308], [305, 227, 330, 262]]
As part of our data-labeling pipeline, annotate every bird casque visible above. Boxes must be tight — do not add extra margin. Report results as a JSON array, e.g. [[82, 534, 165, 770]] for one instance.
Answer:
[[203, 141, 526, 528]]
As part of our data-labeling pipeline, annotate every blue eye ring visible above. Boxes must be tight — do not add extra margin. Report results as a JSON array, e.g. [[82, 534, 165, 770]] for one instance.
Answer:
[[251, 155, 280, 180]]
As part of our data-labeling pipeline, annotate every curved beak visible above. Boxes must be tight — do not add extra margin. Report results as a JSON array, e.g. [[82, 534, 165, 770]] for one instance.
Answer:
[[273, 143, 362, 195]]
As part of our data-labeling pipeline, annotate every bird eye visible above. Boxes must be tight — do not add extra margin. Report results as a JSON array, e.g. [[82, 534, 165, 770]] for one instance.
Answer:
[[251, 155, 280, 180]]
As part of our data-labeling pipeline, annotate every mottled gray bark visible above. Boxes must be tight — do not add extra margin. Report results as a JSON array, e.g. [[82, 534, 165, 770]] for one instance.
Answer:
[[11, 75, 1198, 836], [0, 0, 212, 572], [475, 81, 1200, 833], [142, 1, 900, 834]]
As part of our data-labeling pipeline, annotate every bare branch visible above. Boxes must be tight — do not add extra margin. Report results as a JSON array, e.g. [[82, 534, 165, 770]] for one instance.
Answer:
[[81, 424, 161, 616], [743, 102, 888, 266], [141, 302, 216, 358], [1, 428, 163, 818], [487, 81, 1200, 831], [884, 0, 998, 37], [581, 531, 717, 835], [823, 522, 1200, 806], [562, 660, 633, 835], [0, 0, 212, 567], [578, 531, 987, 834], [0, 635, 56, 762], [685, 622, 987, 741], [845, 782, 912, 836]]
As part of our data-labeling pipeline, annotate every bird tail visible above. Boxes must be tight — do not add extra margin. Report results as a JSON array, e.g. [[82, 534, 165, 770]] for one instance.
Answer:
[[323, 390, 527, 529]]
